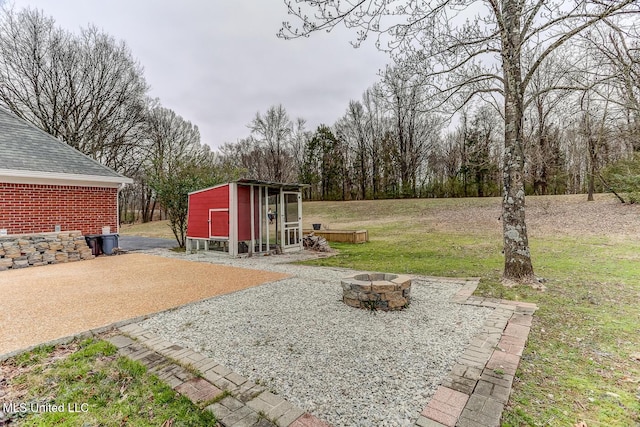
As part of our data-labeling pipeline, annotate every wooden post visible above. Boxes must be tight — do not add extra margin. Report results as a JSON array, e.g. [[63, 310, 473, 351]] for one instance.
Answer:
[[258, 186, 263, 253], [250, 184, 255, 255], [229, 182, 238, 257], [264, 185, 269, 253]]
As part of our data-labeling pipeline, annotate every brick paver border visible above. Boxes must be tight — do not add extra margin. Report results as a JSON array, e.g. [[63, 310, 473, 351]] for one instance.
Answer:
[[110, 325, 331, 427], [415, 280, 538, 427]]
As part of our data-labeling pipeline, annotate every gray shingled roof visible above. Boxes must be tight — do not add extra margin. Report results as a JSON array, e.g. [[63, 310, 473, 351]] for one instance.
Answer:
[[0, 107, 127, 179]]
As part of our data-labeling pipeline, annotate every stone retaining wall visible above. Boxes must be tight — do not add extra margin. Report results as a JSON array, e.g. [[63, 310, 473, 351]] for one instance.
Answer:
[[0, 231, 94, 271]]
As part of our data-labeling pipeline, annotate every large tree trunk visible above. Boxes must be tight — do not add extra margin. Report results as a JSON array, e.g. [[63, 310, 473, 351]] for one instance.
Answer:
[[501, 0, 535, 283]]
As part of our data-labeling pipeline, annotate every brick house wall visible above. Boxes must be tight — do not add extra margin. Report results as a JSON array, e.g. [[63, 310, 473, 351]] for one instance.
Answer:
[[0, 183, 118, 235]]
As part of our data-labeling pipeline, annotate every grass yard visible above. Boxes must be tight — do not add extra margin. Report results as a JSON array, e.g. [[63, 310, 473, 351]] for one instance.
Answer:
[[1, 338, 217, 426], [120, 220, 175, 239], [301, 194, 640, 426]]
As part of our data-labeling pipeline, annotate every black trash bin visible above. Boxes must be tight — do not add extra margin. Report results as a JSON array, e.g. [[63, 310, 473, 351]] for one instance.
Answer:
[[101, 233, 119, 255], [85, 234, 102, 256]]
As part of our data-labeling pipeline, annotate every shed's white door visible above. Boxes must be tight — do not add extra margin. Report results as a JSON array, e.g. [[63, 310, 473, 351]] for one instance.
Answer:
[[281, 192, 302, 249]]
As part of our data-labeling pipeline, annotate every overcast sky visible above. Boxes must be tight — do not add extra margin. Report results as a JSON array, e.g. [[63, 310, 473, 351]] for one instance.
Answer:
[[9, 0, 390, 149]]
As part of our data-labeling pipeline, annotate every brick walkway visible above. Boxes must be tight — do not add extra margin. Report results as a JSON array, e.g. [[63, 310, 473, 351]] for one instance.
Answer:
[[415, 281, 538, 427], [108, 325, 331, 427]]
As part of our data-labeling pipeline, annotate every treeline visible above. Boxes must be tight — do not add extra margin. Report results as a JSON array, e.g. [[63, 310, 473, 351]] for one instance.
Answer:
[[221, 34, 640, 201], [0, 6, 240, 244]]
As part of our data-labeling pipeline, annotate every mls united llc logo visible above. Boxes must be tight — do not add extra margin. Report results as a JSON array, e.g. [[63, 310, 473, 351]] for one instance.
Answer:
[[3, 402, 89, 414]]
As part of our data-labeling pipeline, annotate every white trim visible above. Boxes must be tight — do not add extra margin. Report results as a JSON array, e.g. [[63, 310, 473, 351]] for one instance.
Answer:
[[0, 168, 132, 187], [281, 191, 303, 251], [209, 235, 230, 240], [297, 193, 303, 251], [258, 188, 263, 251], [250, 185, 255, 255], [280, 187, 285, 248], [208, 208, 230, 239], [229, 182, 238, 257], [265, 186, 269, 252], [187, 235, 229, 241], [208, 208, 229, 239], [116, 185, 122, 234]]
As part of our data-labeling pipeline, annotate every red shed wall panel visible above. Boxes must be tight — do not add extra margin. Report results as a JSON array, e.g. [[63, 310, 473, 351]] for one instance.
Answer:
[[187, 184, 229, 239], [237, 185, 260, 242], [0, 183, 117, 235]]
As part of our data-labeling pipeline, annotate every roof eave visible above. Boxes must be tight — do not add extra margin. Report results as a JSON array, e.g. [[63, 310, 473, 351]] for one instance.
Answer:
[[0, 169, 134, 188], [235, 178, 310, 189]]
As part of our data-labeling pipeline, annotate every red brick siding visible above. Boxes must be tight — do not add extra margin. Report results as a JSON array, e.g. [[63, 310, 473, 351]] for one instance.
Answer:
[[0, 183, 117, 235]]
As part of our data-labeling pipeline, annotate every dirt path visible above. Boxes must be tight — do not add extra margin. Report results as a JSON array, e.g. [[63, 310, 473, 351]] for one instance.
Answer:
[[0, 253, 287, 356]]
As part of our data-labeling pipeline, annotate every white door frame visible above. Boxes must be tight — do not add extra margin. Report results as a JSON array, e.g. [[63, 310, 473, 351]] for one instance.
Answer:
[[209, 208, 229, 239], [280, 190, 303, 251]]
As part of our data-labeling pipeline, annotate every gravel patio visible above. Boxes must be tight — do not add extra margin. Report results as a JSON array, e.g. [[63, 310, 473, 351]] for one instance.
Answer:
[[137, 250, 493, 426]]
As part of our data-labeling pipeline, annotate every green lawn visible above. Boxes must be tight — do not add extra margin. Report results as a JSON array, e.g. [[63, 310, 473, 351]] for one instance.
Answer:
[[2, 339, 217, 426], [300, 195, 640, 426], [120, 220, 175, 239]]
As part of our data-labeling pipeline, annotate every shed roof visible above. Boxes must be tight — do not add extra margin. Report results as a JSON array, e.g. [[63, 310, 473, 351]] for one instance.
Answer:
[[189, 179, 308, 196], [236, 179, 308, 190], [0, 107, 131, 186]]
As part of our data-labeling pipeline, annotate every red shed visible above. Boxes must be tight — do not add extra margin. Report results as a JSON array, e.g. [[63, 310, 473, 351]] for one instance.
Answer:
[[186, 179, 306, 256]]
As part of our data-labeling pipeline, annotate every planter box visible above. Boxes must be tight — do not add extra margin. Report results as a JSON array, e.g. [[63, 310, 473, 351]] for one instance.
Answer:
[[303, 229, 368, 244]]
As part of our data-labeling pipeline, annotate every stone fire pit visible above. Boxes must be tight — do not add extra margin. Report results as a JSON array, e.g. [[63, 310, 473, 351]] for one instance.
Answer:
[[341, 273, 412, 311]]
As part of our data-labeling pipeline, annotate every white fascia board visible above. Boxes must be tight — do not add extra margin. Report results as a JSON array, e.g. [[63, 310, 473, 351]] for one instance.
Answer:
[[0, 169, 133, 188]]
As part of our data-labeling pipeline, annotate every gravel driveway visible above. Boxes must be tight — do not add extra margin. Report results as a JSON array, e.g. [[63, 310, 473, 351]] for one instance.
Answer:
[[118, 235, 176, 251]]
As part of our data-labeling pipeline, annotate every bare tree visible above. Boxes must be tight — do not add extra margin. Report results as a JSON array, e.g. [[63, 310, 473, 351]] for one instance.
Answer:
[[579, 88, 619, 201], [380, 66, 442, 197], [249, 104, 296, 182], [218, 104, 305, 183], [335, 100, 370, 199], [340, 86, 392, 199], [0, 7, 70, 135], [521, 50, 572, 195], [584, 20, 640, 153], [0, 7, 148, 172], [289, 118, 311, 183], [145, 105, 230, 246], [218, 138, 264, 179], [280, 0, 640, 283], [336, 75, 441, 200], [462, 106, 501, 197]]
